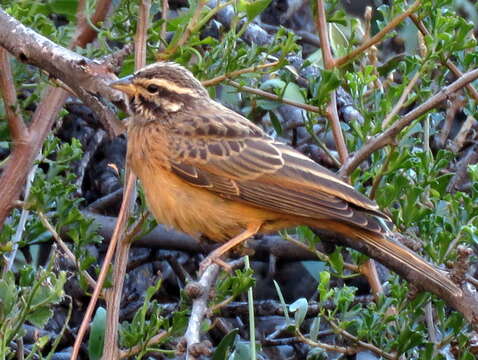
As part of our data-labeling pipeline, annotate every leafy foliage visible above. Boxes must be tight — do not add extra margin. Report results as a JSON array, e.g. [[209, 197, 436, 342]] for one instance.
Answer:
[[1, 0, 478, 358]]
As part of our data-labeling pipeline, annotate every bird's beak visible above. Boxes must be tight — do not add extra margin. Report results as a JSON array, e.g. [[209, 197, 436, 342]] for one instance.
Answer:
[[110, 75, 136, 96]]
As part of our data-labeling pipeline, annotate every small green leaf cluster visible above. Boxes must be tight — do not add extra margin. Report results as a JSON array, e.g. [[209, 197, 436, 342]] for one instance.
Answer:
[[215, 268, 255, 304], [0, 256, 66, 358], [118, 279, 187, 359]]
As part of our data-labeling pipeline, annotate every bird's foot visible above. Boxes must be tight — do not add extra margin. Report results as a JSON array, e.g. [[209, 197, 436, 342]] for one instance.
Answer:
[[199, 255, 232, 275]]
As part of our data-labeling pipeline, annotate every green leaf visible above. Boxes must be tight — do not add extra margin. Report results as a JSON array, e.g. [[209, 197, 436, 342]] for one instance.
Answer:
[[269, 112, 283, 135], [26, 306, 53, 328], [0, 272, 17, 316], [48, 0, 78, 17], [273, 280, 290, 324], [238, 0, 272, 20], [213, 328, 239, 360], [88, 307, 106, 360], [289, 298, 308, 328], [261, 79, 306, 104], [396, 326, 425, 354], [329, 247, 344, 274], [171, 310, 189, 335], [309, 317, 321, 342], [318, 271, 332, 303]]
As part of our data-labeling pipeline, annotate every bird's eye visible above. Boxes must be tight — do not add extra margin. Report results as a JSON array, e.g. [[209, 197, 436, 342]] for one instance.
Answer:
[[146, 84, 160, 93]]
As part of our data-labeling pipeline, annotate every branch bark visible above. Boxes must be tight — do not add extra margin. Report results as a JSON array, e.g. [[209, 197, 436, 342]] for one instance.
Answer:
[[0, 9, 124, 134], [102, 0, 150, 357], [316, 0, 348, 165], [0, 7, 125, 230]]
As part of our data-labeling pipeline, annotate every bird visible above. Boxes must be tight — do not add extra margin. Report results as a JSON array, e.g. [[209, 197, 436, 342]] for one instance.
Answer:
[[110, 61, 460, 296]]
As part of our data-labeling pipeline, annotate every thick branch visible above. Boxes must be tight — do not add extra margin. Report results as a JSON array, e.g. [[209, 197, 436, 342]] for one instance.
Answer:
[[0, 8, 125, 230], [0, 8, 124, 135], [0, 88, 68, 228]]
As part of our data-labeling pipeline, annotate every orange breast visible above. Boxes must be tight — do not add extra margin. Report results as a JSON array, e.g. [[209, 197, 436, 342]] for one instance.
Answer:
[[127, 123, 291, 241]]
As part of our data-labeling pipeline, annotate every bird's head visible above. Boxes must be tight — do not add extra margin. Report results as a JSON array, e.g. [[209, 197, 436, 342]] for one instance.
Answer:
[[110, 62, 209, 123]]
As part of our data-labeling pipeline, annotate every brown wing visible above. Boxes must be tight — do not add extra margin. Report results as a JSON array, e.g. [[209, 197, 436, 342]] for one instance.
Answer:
[[167, 102, 386, 231]]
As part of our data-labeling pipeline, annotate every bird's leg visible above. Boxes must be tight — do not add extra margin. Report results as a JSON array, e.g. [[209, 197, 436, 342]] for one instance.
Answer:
[[199, 223, 261, 274]]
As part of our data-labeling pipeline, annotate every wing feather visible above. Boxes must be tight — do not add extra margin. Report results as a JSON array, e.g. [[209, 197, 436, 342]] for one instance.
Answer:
[[165, 101, 386, 232]]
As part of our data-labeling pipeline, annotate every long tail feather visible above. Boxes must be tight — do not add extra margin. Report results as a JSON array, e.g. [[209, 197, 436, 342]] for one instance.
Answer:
[[312, 220, 462, 298]]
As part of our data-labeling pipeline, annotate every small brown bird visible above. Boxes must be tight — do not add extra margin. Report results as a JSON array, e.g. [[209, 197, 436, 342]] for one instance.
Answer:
[[111, 62, 459, 295]]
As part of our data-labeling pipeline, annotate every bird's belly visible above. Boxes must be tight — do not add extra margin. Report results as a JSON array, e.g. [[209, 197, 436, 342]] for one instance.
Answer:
[[136, 164, 278, 241]]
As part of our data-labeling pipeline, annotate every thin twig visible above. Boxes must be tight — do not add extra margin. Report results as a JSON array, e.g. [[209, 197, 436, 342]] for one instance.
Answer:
[[37, 211, 97, 290], [102, 1, 149, 357], [70, 172, 137, 360], [160, 0, 169, 45], [425, 301, 437, 344], [0, 48, 28, 141], [228, 80, 322, 113], [296, 330, 354, 354], [339, 67, 478, 177], [3, 158, 38, 274], [201, 61, 279, 87], [335, 1, 421, 67], [327, 319, 397, 360], [358, 259, 383, 296], [316, 0, 335, 69], [410, 14, 478, 102], [134, 0, 150, 69], [119, 331, 169, 358], [245, 256, 256, 360], [382, 69, 422, 128], [326, 94, 348, 164], [316, 0, 348, 164]]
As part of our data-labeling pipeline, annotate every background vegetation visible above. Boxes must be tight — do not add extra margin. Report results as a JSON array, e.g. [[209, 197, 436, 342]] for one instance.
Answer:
[[1, 0, 478, 359]]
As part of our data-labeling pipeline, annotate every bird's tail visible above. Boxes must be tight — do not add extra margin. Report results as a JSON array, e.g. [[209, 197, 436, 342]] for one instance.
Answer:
[[312, 220, 461, 298]]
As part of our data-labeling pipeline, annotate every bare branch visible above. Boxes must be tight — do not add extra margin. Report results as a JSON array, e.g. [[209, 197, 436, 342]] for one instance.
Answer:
[[316, 0, 348, 164], [0, 9, 124, 135], [183, 264, 220, 358], [71, 0, 113, 48], [103, 1, 150, 358], [0, 6, 125, 231], [0, 87, 68, 229], [71, 172, 137, 360]]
